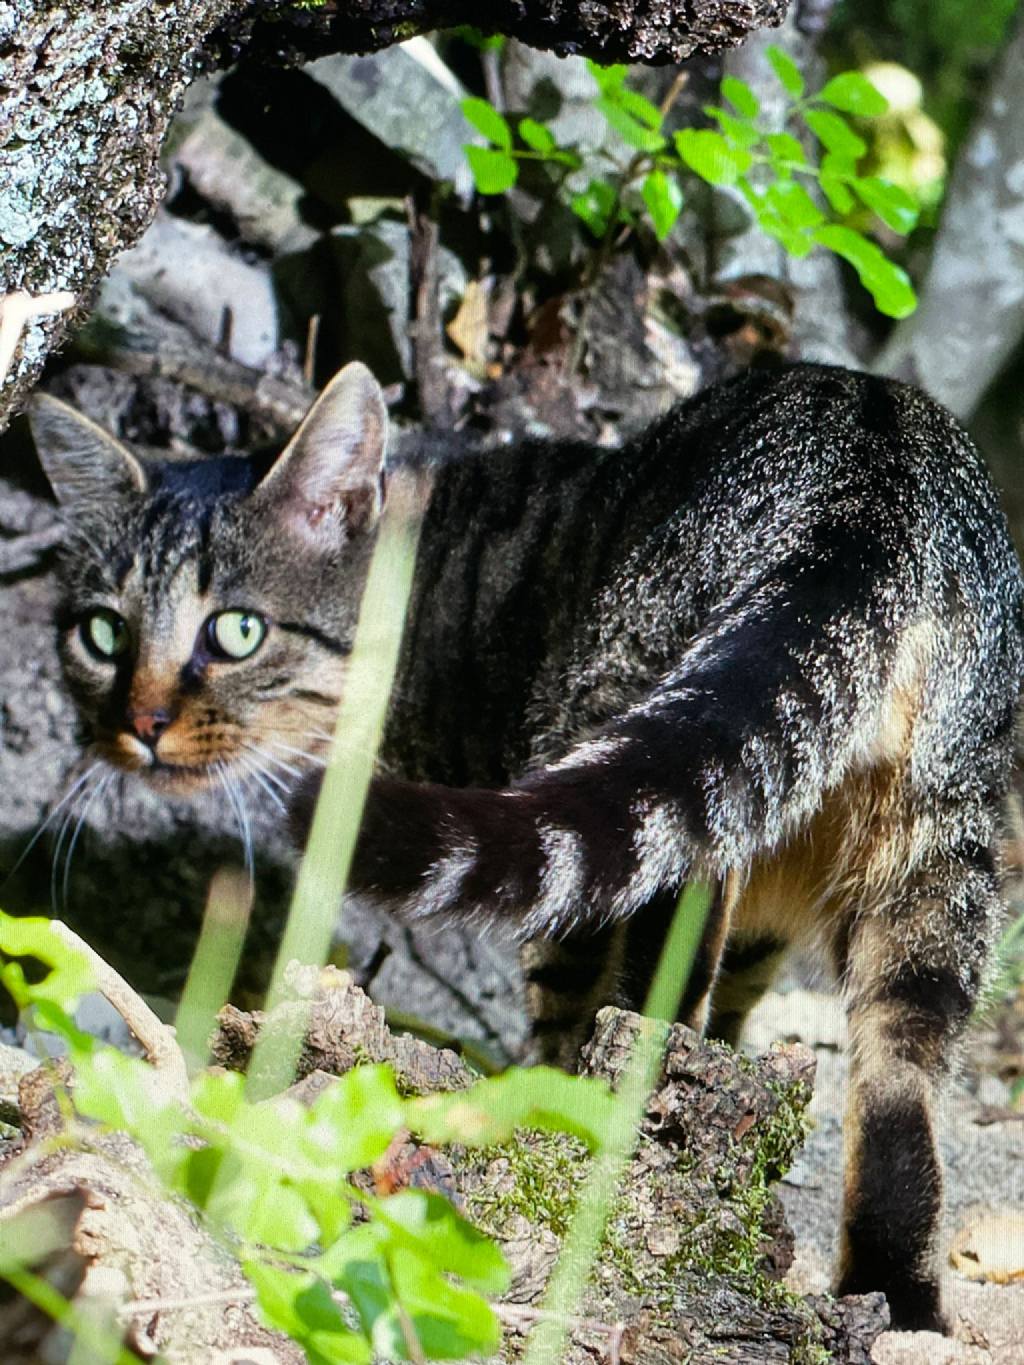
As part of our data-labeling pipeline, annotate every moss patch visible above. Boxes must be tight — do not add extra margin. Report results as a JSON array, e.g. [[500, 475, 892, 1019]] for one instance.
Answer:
[[463, 1128, 588, 1240]]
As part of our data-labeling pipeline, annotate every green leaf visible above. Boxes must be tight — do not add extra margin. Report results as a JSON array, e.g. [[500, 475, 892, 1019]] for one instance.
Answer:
[[464, 145, 518, 194], [766, 45, 805, 99], [304, 1064, 406, 1174], [641, 169, 684, 240], [764, 132, 806, 170], [372, 1191, 510, 1295], [813, 225, 918, 317], [0, 912, 95, 1011], [721, 76, 760, 119], [70, 1037, 182, 1141], [586, 59, 627, 95], [852, 177, 919, 234], [802, 109, 866, 161], [674, 128, 753, 186], [764, 180, 825, 231], [191, 1066, 247, 1124], [703, 105, 760, 148], [756, 213, 815, 257], [518, 117, 555, 154], [818, 72, 888, 117], [321, 1227, 394, 1341], [819, 172, 855, 214], [245, 1261, 371, 1364], [595, 97, 667, 152], [452, 26, 505, 52], [617, 87, 665, 130], [327, 1226, 501, 1362], [407, 1065, 616, 1151], [460, 96, 511, 151], [570, 179, 617, 237], [389, 1245, 501, 1360], [207, 1149, 319, 1250]]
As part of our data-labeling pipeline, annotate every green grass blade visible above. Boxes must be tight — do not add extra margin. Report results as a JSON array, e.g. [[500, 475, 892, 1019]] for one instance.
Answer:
[[247, 474, 426, 1099], [174, 865, 253, 1069], [520, 882, 712, 1365]]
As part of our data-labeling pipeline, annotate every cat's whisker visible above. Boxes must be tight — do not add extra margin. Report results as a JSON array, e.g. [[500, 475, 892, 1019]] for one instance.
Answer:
[[217, 761, 255, 884], [61, 770, 114, 912], [234, 753, 288, 814], [242, 742, 304, 782], [3, 762, 100, 887], [293, 728, 383, 764], [50, 780, 92, 917], [269, 737, 330, 765], [267, 740, 328, 769], [237, 750, 290, 799]]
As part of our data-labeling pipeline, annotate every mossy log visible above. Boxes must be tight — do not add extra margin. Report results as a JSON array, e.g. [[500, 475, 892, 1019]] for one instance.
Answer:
[[1, 969, 888, 1361], [0, 0, 789, 432]]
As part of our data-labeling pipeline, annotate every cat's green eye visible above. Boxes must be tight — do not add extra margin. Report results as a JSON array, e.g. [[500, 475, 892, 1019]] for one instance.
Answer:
[[81, 610, 129, 661], [207, 610, 267, 661]]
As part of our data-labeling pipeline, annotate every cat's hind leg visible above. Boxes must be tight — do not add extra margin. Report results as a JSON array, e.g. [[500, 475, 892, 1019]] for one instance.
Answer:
[[705, 930, 788, 1049], [522, 925, 627, 1068], [523, 880, 734, 1066], [833, 842, 1000, 1333]]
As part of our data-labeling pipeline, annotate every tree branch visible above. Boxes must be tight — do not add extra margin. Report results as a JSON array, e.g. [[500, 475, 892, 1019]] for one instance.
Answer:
[[206, 0, 790, 68], [1, 0, 790, 434]]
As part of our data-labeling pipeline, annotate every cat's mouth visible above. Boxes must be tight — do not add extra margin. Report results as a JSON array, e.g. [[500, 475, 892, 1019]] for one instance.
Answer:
[[93, 734, 255, 797], [143, 759, 224, 795]]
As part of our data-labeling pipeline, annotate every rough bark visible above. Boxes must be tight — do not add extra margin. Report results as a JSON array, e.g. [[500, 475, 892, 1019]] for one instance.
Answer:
[[207, 0, 791, 68], [0, 0, 789, 434], [1, 972, 888, 1364], [874, 12, 1024, 418], [0, 1, 233, 426]]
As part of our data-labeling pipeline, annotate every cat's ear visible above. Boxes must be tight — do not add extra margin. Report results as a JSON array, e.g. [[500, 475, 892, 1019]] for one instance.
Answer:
[[29, 394, 147, 509], [256, 362, 388, 540]]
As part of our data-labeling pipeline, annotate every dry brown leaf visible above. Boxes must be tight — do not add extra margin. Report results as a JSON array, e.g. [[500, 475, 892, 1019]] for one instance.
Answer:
[[950, 1211, 1024, 1283], [446, 279, 491, 375]]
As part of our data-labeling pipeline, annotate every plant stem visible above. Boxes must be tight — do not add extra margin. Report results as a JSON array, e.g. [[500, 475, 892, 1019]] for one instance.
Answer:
[[519, 883, 712, 1365]]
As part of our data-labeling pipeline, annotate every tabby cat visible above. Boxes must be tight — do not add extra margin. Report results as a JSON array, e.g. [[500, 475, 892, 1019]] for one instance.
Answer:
[[30, 360, 1024, 1333]]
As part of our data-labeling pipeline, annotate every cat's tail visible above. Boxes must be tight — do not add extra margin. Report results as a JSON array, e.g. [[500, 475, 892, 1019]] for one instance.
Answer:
[[291, 531, 921, 937]]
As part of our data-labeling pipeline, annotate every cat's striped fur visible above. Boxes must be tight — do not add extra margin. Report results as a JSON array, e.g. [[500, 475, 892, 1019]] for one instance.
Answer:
[[32, 361, 1024, 1333]]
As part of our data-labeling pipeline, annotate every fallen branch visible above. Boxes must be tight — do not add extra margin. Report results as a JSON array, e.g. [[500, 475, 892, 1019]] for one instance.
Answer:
[[50, 921, 189, 1104], [207, 0, 791, 69], [2, 970, 887, 1363]]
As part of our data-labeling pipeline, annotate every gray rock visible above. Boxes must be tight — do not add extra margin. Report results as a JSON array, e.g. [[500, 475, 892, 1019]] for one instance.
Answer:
[[112, 210, 280, 368], [0, 1041, 36, 1127], [307, 40, 472, 192], [329, 218, 467, 384], [168, 77, 318, 255]]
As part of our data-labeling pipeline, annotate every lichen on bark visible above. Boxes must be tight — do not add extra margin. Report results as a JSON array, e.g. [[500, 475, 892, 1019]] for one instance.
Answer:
[[0, 0, 790, 431]]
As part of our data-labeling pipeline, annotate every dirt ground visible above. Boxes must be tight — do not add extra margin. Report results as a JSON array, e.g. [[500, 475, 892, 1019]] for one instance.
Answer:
[[744, 983, 1024, 1363]]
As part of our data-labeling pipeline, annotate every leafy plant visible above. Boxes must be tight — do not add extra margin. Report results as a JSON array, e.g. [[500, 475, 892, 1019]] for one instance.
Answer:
[[461, 49, 920, 318], [0, 910, 622, 1362]]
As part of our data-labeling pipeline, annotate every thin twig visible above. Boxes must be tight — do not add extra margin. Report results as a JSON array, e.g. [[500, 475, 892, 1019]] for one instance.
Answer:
[[50, 920, 190, 1103], [0, 292, 76, 389], [407, 191, 450, 426], [120, 1283, 631, 1361], [566, 71, 690, 377]]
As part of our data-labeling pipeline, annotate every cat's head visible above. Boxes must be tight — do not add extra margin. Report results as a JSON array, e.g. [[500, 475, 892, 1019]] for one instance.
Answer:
[[30, 363, 388, 796]]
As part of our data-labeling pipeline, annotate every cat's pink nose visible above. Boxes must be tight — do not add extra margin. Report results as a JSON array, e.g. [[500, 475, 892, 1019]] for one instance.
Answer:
[[127, 709, 172, 745]]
